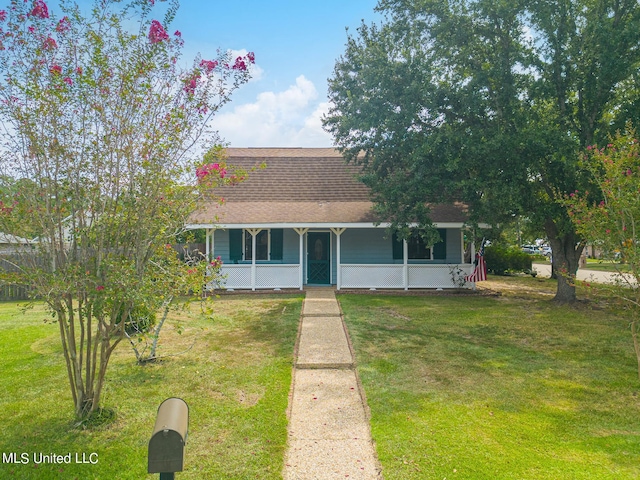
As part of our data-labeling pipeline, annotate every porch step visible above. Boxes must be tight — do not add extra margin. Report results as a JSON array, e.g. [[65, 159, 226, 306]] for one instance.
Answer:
[[302, 298, 341, 317]]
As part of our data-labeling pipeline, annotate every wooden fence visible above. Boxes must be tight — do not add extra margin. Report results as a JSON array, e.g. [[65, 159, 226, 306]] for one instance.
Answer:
[[0, 284, 31, 301], [0, 245, 205, 301]]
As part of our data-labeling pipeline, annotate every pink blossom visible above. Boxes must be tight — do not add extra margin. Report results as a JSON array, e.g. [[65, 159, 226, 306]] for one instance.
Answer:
[[43, 36, 57, 50], [246, 51, 255, 63], [28, 1, 49, 19], [184, 77, 198, 95], [63, 76, 72, 85], [96, 285, 105, 291], [174, 30, 181, 37], [28, 25, 35, 33], [586, 145, 593, 151], [75, 66, 82, 75], [56, 16, 70, 33], [200, 59, 218, 73], [232, 56, 246, 71], [50, 64, 61, 75], [148, 20, 168, 44], [0, 10, 7, 22], [196, 162, 227, 179], [183, 72, 201, 95]]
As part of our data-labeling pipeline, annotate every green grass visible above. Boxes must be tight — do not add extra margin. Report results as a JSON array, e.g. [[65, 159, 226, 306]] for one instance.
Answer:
[[585, 258, 631, 273], [0, 295, 302, 479], [338, 277, 640, 479]]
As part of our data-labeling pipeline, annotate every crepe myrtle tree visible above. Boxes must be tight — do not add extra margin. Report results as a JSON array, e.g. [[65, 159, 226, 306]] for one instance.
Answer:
[[0, 0, 254, 420], [565, 126, 640, 378]]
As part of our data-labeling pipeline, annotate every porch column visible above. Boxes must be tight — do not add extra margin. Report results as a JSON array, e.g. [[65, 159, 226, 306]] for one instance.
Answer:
[[205, 228, 211, 260], [294, 228, 309, 290], [470, 240, 476, 290], [246, 228, 262, 291], [403, 239, 409, 290], [331, 228, 346, 290]]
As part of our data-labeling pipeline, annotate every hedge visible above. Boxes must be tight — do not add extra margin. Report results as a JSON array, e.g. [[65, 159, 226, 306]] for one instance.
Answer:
[[484, 245, 533, 275]]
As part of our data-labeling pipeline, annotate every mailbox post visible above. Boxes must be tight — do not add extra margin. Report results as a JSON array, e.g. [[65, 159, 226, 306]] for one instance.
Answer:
[[148, 397, 189, 480]]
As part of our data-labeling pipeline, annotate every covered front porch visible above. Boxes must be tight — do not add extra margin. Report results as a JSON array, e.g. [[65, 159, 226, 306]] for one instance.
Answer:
[[200, 224, 476, 291]]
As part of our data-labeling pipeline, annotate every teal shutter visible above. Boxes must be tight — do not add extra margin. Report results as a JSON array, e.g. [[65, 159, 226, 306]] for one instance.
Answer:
[[433, 229, 447, 260], [229, 229, 242, 263], [392, 232, 403, 260], [270, 229, 283, 260]]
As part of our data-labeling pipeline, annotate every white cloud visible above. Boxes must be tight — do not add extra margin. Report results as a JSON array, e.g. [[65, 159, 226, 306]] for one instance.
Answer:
[[211, 75, 334, 147]]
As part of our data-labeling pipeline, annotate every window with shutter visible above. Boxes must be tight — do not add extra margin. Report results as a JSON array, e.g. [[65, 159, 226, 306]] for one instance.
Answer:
[[433, 229, 447, 260], [229, 229, 242, 263], [270, 229, 283, 260]]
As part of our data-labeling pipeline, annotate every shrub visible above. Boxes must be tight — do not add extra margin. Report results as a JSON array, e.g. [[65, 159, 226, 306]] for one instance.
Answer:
[[116, 304, 157, 336], [484, 246, 533, 275]]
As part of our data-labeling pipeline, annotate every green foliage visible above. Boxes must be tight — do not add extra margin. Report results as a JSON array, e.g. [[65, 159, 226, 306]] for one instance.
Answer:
[[484, 245, 533, 275], [565, 126, 640, 377], [325, 0, 640, 301], [118, 303, 157, 336], [0, 0, 253, 419]]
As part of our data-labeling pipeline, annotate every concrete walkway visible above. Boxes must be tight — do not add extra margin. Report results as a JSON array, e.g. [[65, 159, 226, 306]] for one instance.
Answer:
[[284, 288, 381, 479], [534, 263, 637, 285]]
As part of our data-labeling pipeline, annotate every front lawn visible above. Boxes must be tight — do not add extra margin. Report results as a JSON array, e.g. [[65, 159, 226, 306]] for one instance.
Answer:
[[339, 277, 640, 479], [0, 295, 302, 479], [585, 258, 631, 273]]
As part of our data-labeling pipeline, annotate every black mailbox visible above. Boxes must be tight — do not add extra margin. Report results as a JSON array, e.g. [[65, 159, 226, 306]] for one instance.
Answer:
[[148, 397, 189, 476]]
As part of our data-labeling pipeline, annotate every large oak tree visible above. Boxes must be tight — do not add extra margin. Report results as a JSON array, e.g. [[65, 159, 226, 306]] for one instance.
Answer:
[[324, 0, 640, 301]]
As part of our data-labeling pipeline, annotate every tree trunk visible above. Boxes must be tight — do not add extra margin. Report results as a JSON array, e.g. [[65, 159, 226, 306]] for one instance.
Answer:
[[546, 221, 584, 303]]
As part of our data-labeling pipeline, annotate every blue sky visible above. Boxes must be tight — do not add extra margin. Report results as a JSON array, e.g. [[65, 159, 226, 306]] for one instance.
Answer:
[[50, 0, 381, 146], [167, 0, 382, 147]]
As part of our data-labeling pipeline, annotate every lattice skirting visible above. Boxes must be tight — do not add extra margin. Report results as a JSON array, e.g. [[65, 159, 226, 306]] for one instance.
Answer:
[[217, 265, 301, 289], [341, 264, 474, 289], [341, 265, 404, 288]]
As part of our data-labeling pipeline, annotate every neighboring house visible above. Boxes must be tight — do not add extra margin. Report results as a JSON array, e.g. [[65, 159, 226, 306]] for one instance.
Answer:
[[187, 148, 477, 290], [0, 233, 36, 255]]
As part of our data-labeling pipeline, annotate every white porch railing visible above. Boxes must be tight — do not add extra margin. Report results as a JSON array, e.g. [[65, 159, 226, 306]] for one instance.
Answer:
[[216, 263, 475, 290], [340, 264, 475, 289], [219, 264, 301, 289], [340, 265, 404, 288]]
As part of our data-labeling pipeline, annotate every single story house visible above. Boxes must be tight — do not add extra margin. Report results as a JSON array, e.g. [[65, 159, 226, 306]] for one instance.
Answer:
[[187, 148, 478, 290], [0, 232, 36, 255]]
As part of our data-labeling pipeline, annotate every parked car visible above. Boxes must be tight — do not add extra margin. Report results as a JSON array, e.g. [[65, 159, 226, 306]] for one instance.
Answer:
[[521, 245, 538, 255]]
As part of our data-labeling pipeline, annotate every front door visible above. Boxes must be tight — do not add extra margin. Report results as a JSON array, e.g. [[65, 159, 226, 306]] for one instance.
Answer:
[[307, 232, 330, 284]]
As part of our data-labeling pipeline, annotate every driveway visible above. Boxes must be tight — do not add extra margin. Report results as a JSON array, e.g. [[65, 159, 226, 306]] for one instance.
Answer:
[[533, 263, 636, 286]]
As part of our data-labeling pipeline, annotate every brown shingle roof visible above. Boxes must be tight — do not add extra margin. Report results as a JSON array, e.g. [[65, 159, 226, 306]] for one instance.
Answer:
[[189, 148, 468, 226]]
